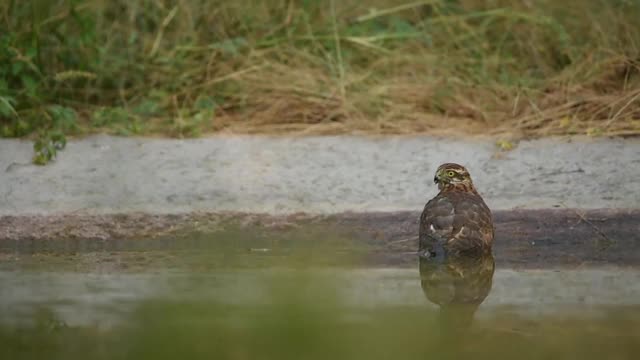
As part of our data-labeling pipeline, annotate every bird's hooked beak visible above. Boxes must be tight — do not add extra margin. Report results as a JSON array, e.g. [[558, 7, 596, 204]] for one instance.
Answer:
[[433, 169, 443, 184]]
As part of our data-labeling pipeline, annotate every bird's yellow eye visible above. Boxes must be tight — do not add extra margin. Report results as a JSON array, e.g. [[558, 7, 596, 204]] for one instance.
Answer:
[[447, 171, 455, 177]]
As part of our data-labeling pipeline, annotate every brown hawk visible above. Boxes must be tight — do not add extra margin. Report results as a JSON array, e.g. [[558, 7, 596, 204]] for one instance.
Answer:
[[419, 163, 494, 258], [419, 253, 496, 329]]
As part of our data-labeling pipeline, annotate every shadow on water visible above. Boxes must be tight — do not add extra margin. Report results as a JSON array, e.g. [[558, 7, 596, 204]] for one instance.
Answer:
[[419, 253, 495, 331]]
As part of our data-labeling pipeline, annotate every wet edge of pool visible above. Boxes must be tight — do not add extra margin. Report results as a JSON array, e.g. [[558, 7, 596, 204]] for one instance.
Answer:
[[0, 209, 639, 269]]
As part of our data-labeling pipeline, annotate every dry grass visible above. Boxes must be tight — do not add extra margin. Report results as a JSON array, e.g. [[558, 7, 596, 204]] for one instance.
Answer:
[[1, 0, 640, 141]]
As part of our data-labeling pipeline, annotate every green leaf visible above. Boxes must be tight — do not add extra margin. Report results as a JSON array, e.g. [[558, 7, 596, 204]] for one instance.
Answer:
[[91, 107, 130, 126], [212, 37, 248, 55], [32, 153, 49, 165], [192, 109, 213, 124], [133, 99, 161, 116], [33, 140, 56, 166], [390, 17, 416, 34], [16, 119, 31, 136], [149, 89, 169, 100], [11, 62, 23, 75], [1, 125, 13, 137], [0, 96, 17, 117], [48, 105, 78, 132], [0, 79, 8, 94], [26, 46, 38, 59], [194, 95, 217, 111], [50, 131, 67, 150], [21, 75, 39, 97], [32, 131, 67, 165]]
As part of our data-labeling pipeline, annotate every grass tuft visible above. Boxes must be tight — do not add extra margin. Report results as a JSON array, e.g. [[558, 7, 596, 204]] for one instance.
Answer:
[[1, 0, 639, 162]]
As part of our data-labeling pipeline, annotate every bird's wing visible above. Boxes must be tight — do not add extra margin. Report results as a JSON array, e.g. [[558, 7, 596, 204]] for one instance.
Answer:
[[447, 194, 494, 254], [419, 195, 455, 253]]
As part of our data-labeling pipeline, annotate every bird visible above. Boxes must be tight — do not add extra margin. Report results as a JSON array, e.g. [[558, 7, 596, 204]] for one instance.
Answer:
[[418, 163, 494, 258], [419, 253, 496, 330]]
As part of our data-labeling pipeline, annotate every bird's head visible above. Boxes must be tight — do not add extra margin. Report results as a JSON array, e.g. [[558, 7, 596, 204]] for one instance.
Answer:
[[434, 163, 476, 192]]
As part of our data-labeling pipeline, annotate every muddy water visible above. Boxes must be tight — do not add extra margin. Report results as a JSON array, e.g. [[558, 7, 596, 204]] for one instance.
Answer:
[[2, 266, 640, 328], [3, 243, 640, 326], [2, 228, 640, 359]]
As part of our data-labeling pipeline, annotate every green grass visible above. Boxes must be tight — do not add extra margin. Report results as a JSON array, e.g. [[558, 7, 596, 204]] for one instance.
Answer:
[[1, 0, 640, 162]]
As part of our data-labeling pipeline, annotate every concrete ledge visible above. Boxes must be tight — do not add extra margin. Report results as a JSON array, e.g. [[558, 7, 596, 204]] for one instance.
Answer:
[[1, 135, 639, 215]]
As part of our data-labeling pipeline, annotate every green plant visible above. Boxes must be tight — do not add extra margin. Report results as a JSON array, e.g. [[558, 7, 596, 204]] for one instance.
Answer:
[[0, 0, 639, 164], [32, 130, 66, 165]]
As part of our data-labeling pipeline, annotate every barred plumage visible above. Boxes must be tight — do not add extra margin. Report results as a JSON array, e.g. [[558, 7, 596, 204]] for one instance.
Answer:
[[419, 163, 494, 258]]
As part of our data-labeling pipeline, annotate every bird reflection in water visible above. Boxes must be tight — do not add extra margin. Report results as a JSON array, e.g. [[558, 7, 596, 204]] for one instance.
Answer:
[[419, 253, 495, 331]]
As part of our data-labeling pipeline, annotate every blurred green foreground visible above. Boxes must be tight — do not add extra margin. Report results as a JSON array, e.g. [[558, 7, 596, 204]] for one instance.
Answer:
[[1, 269, 639, 360]]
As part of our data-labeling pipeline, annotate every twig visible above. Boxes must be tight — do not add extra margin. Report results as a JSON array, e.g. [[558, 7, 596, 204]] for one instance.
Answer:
[[353, 1, 437, 23], [605, 89, 640, 128], [560, 203, 615, 249], [149, 6, 179, 57], [182, 65, 265, 94], [330, 0, 346, 99], [574, 210, 613, 245], [388, 236, 418, 245], [40, 2, 93, 27]]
